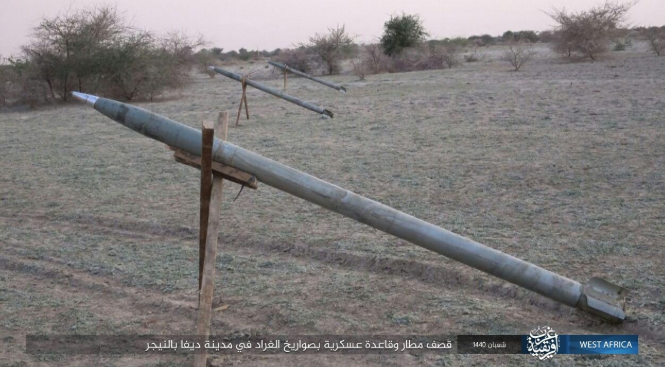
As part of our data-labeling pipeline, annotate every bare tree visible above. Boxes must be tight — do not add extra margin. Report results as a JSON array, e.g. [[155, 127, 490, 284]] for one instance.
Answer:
[[502, 42, 536, 71], [25, 5, 124, 100], [351, 59, 366, 80], [363, 44, 389, 73], [548, 1, 634, 60], [195, 49, 217, 78], [645, 27, 664, 56], [160, 31, 205, 66], [417, 43, 444, 70], [442, 44, 462, 68], [305, 25, 355, 75]]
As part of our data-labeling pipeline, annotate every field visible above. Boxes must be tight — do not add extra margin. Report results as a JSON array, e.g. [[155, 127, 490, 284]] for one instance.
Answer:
[[1, 44, 664, 366]]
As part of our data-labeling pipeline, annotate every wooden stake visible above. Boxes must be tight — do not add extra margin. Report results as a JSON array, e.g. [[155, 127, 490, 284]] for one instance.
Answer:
[[283, 69, 287, 91], [198, 122, 214, 292], [235, 89, 244, 126], [235, 78, 250, 127], [243, 84, 250, 120], [193, 112, 228, 367]]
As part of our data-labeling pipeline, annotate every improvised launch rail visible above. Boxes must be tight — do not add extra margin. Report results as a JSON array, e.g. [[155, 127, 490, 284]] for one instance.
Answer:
[[209, 66, 334, 118], [268, 60, 347, 93], [71, 91, 629, 323]]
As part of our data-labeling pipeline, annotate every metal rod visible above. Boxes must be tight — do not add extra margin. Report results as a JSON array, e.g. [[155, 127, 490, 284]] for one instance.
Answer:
[[268, 61, 347, 93], [209, 66, 333, 118], [71, 92, 628, 323]]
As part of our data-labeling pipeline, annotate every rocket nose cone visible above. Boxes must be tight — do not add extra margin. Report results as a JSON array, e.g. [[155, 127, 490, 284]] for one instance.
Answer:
[[72, 92, 99, 107]]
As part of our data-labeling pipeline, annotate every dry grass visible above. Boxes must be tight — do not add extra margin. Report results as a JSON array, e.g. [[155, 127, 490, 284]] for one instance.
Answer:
[[0, 44, 663, 366]]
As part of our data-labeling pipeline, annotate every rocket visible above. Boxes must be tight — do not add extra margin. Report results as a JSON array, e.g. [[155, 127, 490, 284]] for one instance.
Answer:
[[71, 91, 629, 323]]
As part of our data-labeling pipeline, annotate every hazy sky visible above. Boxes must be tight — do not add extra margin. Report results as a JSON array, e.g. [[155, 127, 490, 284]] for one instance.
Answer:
[[2, 0, 664, 57]]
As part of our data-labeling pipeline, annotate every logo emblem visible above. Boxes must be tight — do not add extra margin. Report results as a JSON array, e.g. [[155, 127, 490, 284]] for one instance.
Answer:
[[527, 326, 559, 360]]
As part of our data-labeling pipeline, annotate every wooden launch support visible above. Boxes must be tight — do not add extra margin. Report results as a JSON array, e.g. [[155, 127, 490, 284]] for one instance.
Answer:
[[235, 76, 250, 127], [283, 68, 287, 91], [169, 111, 257, 367]]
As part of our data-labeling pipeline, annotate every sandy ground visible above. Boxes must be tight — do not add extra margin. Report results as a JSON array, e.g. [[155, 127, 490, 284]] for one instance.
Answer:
[[1, 44, 664, 366]]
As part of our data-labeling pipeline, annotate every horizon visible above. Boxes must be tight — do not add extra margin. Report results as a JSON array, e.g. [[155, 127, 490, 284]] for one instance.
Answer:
[[1, 0, 664, 58]]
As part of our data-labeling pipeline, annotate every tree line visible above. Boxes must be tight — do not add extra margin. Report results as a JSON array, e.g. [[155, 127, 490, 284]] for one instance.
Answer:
[[2, 1, 664, 108]]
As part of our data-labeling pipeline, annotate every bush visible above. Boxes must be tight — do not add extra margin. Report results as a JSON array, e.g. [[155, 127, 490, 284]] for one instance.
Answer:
[[516, 30, 539, 43], [464, 54, 480, 62], [438, 39, 464, 68], [418, 44, 444, 70], [442, 46, 462, 68], [238, 48, 252, 61], [378, 42, 462, 73], [351, 59, 366, 80], [548, 1, 634, 60], [612, 39, 630, 51], [273, 48, 311, 74], [380, 13, 429, 57], [304, 25, 355, 75], [0, 61, 50, 108], [195, 49, 217, 77], [502, 42, 536, 71], [538, 30, 556, 43], [360, 44, 390, 74], [0, 64, 18, 106], [388, 48, 419, 72], [645, 26, 664, 56], [480, 34, 496, 45], [14, 5, 203, 103]]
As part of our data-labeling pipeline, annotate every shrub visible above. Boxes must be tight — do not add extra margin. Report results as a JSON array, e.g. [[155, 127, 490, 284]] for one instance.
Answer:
[[480, 34, 496, 45], [380, 13, 429, 57], [0, 61, 50, 108], [351, 59, 366, 80], [516, 30, 539, 43], [613, 39, 628, 51], [538, 30, 556, 43], [502, 42, 536, 71], [388, 49, 418, 72], [438, 39, 464, 68], [361, 44, 390, 74], [14, 5, 202, 104], [645, 26, 664, 56], [304, 25, 355, 75], [95, 31, 200, 101], [273, 48, 311, 74], [380, 42, 462, 73], [237, 48, 252, 61], [464, 54, 480, 62], [0, 63, 17, 106], [548, 1, 634, 60], [442, 45, 462, 68], [418, 44, 444, 70], [195, 49, 217, 77]]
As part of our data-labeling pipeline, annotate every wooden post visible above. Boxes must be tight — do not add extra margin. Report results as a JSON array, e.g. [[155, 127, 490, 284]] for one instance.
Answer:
[[235, 78, 250, 127], [283, 69, 287, 91], [198, 123, 214, 292], [193, 112, 228, 367], [235, 87, 244, 126]]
